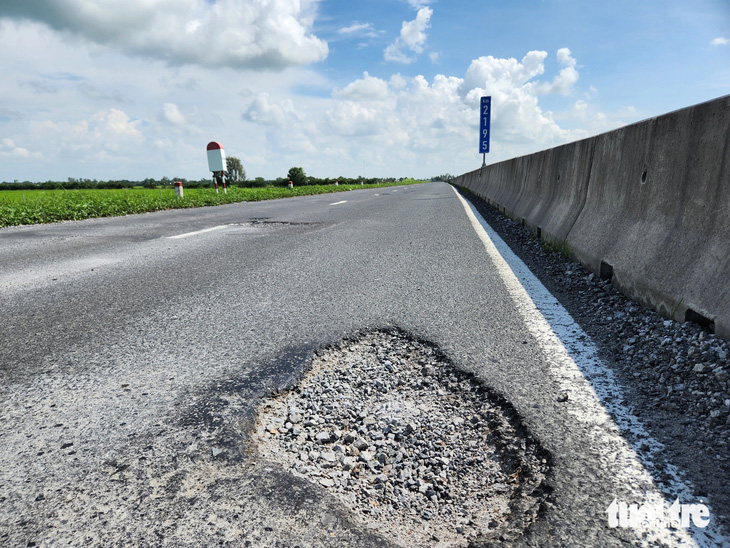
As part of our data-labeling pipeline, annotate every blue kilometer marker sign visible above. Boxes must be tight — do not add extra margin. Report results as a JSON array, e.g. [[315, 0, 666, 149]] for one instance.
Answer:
[[480, 96, 491, 154]]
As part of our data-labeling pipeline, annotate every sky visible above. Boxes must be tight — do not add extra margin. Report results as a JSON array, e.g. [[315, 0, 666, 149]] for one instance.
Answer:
[[0, 0, 728, 183]]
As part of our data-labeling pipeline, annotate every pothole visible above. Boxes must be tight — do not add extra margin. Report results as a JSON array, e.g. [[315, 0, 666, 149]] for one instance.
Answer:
[[252, 329, 551, 547]]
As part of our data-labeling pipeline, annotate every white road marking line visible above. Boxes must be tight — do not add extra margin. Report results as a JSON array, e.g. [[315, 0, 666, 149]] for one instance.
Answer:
[[329, 200, 348, 206], [167, 225, 228, 239], [451, 186, 720, 547]]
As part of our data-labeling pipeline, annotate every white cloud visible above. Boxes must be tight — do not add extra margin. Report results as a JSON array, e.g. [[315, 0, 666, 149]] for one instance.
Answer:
[[547, 47, 579, 95], [185, 19, 201, 34], [461, 49, 579, 101], [389, 74, 408, 89], [459, 51, 586, 145], [0, 0, 328, 70], [81, 109, 145, 157], [556, 99, 641, 136], [0, 16, 617, 183], [338, 22, 379, 38], [0, 19, 338, 181], [243, 93, 299, 126], [711, 37, 729, 46], [400, 7, 433, 53], [333, 72, 392, 102], [326, 101, 384, 137], [384, 7, 433, 64], [1, 107, 143, 177], [405, 0, 432, 7], [384, 43, 415, 64], [162, 103, 186, 125], [317, 47, 603, 175], [0, 138, 38, 159], [460, 51, 547, 100], [570, 99, 606, 126], [90, 108, 142, 138]]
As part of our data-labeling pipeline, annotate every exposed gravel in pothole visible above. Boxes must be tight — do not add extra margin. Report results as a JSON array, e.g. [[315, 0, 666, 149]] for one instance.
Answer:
[[253, 330, 550, 547], [461, 187, 730, 535]]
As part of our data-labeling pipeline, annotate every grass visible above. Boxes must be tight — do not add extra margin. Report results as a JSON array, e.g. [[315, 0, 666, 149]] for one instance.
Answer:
[[670, 297, 684, 321], [541, 236, 571, 260], [0, 181, 424, 228]]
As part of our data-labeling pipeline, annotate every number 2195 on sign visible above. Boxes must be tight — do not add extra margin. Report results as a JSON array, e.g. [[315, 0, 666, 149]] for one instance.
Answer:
[[479, 96, 491, 154]]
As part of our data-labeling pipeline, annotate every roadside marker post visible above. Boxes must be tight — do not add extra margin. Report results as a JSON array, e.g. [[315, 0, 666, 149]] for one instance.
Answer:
[[174, 181, 184, 198], [206, 141, 227, 194], [288, 180, 293, 189], [212, 172, 227, 194]]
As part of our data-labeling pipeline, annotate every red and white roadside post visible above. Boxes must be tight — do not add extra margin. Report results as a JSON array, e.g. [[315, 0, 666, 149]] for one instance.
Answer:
[[174, 181, 184, 198], [288, 180, 293, 189], [206, 141, 227, 194], [334, 180, 338, 186], [218, 173, 227, 193]]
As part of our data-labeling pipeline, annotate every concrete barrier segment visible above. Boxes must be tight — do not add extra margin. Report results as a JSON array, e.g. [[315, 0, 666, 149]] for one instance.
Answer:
[[453, 95, 730, 339]]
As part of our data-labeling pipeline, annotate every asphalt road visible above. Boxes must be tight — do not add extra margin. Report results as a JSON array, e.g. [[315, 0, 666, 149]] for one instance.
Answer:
[[0, 182, 724, 546]]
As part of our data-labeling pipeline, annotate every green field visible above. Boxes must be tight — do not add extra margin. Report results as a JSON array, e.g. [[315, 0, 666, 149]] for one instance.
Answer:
[[0, 181, 424, 228]]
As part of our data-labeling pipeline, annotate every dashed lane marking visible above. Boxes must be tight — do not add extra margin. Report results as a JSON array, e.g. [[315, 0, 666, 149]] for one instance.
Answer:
[[167, 225, 228, 239]]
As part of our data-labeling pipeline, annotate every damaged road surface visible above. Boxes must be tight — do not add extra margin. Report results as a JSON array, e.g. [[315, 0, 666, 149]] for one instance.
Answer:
[[253, 329, 550, 547], [1, 182, 727, 546]]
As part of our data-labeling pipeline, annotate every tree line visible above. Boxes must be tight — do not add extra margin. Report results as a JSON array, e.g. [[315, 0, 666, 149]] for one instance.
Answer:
[[1, 156, 427, 191]]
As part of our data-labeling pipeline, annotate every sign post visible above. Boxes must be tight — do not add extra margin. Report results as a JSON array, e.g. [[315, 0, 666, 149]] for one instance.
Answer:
[[479, 96, 491, 169]]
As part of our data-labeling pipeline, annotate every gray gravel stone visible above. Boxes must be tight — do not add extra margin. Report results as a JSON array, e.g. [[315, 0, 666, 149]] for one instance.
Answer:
[[253, 330, 549, 547]]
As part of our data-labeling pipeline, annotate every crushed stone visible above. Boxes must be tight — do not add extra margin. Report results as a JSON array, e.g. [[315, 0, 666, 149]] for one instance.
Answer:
[[253, 329, 550, 547]]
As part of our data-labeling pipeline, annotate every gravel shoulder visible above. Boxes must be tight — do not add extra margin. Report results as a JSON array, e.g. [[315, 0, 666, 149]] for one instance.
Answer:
[[459, 187, 730, 537]]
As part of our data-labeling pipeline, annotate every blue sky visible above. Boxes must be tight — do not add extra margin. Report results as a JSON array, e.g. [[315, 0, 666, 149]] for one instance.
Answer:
[[0, 0, 728, 182]]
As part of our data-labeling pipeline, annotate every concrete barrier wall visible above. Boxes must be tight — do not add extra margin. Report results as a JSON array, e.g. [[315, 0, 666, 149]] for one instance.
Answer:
[[454, 95, 730, 339]]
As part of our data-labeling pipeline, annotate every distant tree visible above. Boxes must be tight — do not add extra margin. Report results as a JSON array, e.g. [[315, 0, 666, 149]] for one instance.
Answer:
[[287, 166, 307, 186], [226, 156, 246, 184]]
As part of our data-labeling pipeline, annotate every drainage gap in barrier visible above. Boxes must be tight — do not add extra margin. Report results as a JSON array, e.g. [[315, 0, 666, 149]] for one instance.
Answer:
[[641, 170, 648, 184], [599, 261, 614, 282], [521, 218, 526, 228], [684, 309, 715, 334], [536, 227, 542, 241]]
